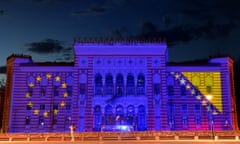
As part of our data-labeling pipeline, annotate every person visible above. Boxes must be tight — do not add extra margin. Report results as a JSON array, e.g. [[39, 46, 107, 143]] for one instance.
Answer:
[[69, 124, 76, 141]]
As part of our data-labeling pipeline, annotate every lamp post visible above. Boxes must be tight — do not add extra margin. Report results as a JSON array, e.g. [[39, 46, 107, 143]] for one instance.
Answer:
[[206, 94, 214, 140]]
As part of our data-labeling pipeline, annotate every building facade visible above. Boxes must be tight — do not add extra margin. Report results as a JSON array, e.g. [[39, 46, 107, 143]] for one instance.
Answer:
[[0, 87, 5, 132], [3, 40, 238, 133]]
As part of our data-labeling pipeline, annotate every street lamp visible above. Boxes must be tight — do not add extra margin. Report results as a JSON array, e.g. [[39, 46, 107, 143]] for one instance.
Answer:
[[206, 94, 214, 140]]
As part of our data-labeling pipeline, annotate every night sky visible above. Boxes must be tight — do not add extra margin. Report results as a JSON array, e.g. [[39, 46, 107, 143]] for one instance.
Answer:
[[0, 0, 240, 81]]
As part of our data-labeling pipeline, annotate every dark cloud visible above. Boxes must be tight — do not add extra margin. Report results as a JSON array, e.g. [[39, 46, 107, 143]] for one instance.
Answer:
[[0, 10, 6, 16], [129, 21, 238, 46], [73, 6, 112, 16], [180, 0, 240, 22], [140, 22, 157, 34], [0, 66, 6, 73], [25, 39, 65, 54], [112, 26, 130, 39]]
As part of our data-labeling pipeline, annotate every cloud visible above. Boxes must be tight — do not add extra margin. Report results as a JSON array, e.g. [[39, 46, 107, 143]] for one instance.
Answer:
[[0, 66, 6, 74], [25, 39, 65, 54], [25, 39, 74, 62], [129, 21, 238, 46], [72, 5, 112, 16], [0, 10, 6, 16]]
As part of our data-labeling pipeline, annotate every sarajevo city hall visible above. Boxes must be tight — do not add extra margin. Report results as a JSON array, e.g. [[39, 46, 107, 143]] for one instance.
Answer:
[[0, 39, 238, 133]]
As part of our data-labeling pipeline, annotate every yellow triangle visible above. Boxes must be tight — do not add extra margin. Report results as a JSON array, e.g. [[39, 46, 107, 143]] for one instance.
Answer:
[[182, 72, 223, 113]]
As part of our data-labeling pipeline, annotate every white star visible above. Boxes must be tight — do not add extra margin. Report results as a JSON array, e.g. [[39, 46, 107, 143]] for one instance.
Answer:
[[196, 95, 201, 100], [180, 79, 186, 85]]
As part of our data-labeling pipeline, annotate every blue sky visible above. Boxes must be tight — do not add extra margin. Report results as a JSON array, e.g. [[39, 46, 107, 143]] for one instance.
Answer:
[[0, 0, 240, 78]]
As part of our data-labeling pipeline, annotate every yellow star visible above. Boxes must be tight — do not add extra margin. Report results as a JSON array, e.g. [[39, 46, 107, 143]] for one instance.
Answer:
[[46, 73, 52, 79], [64, 92, 68, 98], [55, 76, 61, 81], [61, 82, 67, 88], [43, 112, 48, 117], [34, 109, 39, 115], [36, 75, 42, 82], [25, 92, 31, 98], [53, 109, 58, 115], [60, 101, 65, 107], [186, 84, 191, 89], [27, 102, 33, 107], [175, 74, 180, 79], [28, 82, 34, 88]]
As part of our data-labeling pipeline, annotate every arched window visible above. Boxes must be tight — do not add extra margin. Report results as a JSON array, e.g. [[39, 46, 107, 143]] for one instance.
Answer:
[[95, 74, 103, 86], [115, 105, 124, 124], [126, 74, 135, 95], [105, 105, 113, 125], [116, 74, 124, 96], [95, 73, 103, 95], [127, 105, 135, 125], [94, 105, 102, 131], [138, 105, 146, 131], [136, 74, 145, 95], [105, 74, 113, 95]]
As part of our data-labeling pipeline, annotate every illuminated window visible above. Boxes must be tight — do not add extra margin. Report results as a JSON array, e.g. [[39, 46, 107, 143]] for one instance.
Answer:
[[25, 116, 30, 125], [54, 86, 59, 97], [126, 74, 135, 95], [79, 83, 86, 95], [40, 86, 46, 97], [115, 105, 124, 124], [95, 74, 103, 95], [153, 83, 160, 95], [116, 74, 124, 96], [39, 116, 44, 126], [127, 105, 135, 125], [138, 105, 146, 131], [40, 104, 45, 110], [136, 74, 145, 95], [105, 74, 113, 95], [105, 105, 113, 125], [65, 116, 72, 126]]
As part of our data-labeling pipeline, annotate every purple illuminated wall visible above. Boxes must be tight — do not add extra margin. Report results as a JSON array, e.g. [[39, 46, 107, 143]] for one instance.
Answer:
[[3, 41, 238, 133]]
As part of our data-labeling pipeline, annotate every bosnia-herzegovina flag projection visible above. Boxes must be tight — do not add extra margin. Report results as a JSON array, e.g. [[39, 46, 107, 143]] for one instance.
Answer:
[[181, 72, 222, 113]]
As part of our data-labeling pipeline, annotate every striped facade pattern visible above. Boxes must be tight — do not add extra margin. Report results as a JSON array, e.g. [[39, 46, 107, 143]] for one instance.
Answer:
[[2, 42, 238, 133]]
